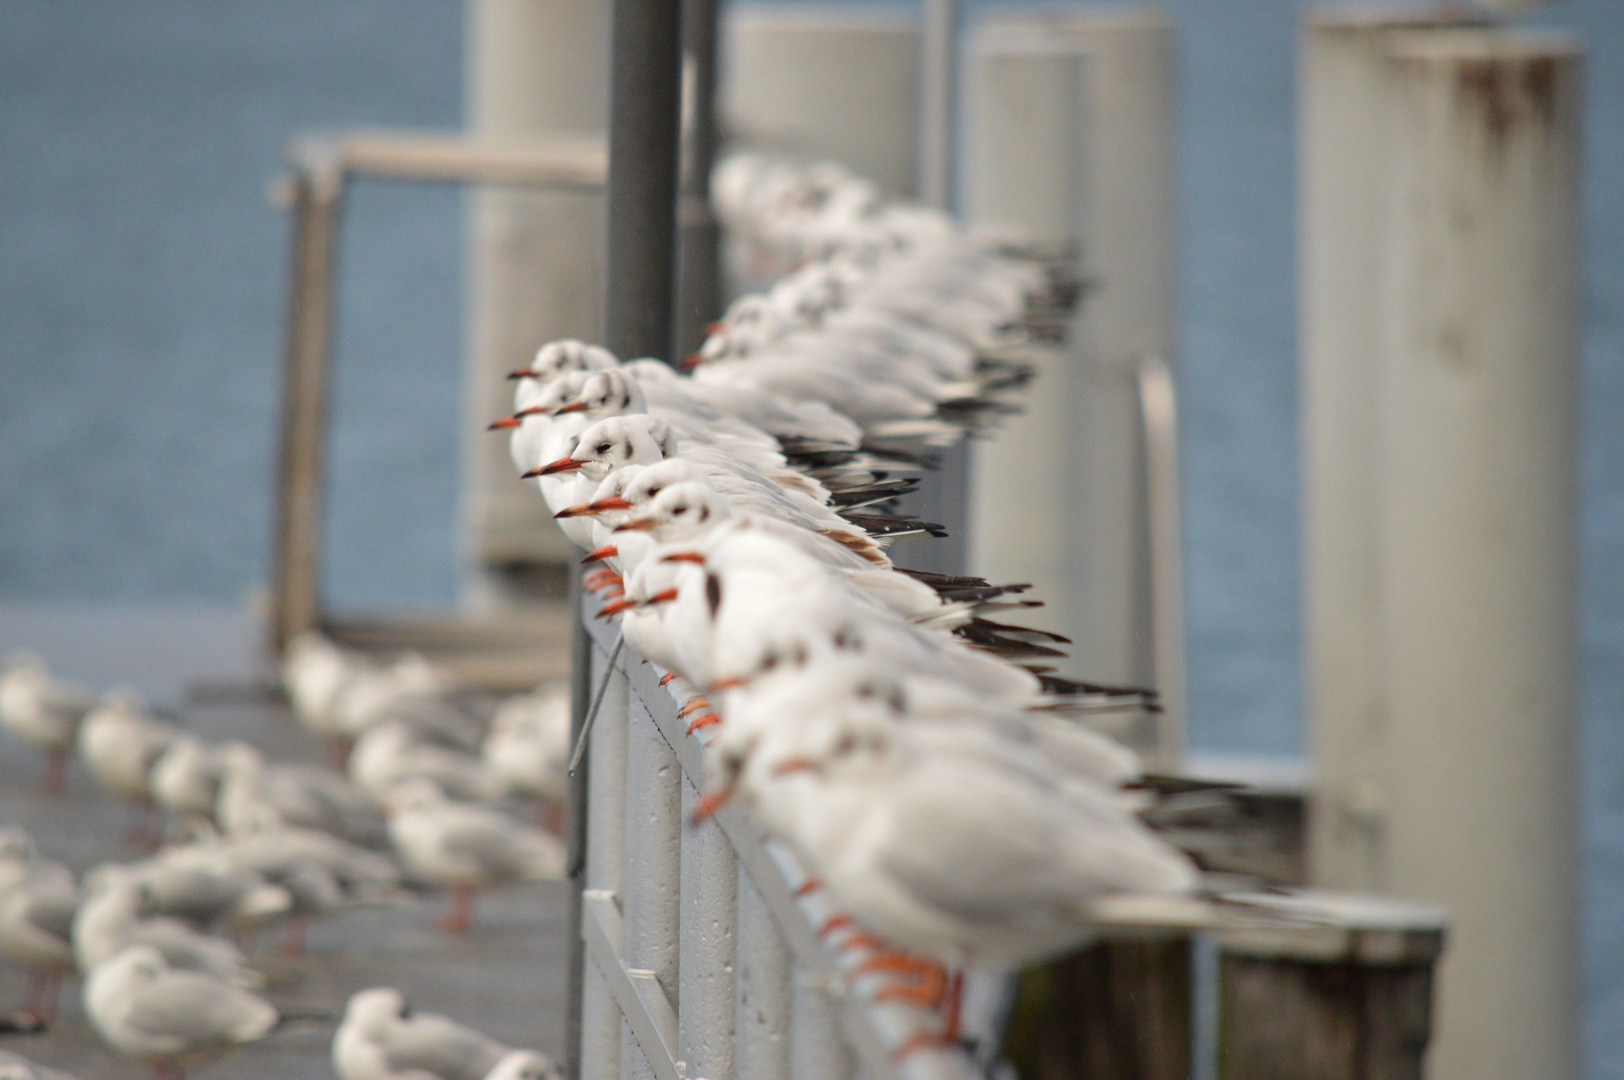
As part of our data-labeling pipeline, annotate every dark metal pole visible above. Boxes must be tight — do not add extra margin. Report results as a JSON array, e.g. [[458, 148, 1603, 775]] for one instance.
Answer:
[[675, 0, 724, 356], [604, 0, 684, 361]]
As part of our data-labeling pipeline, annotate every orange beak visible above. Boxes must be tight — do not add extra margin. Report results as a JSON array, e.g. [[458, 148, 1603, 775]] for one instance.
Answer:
[[487, 416, 523, 431], [580, 544, 619, 565], [612, 517, 656, 533], [588, 496, 633, 513], [554, 400, 589, 414], [705, 320, 727, 336], [691, 787, 733, 822], [678, 353, 702, 371], [597, 598, 636, 618], [524, 457, 586, 478], [708, 675, 749, 692], [643, 587, 680, 606], [507, 368, 538, 380], [660, 551, 706, 564]]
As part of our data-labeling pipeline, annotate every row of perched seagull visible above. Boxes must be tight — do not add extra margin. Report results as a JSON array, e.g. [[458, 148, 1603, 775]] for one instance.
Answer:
[[0, 652, 570, 1080], [490, 156, 1200, 1050]]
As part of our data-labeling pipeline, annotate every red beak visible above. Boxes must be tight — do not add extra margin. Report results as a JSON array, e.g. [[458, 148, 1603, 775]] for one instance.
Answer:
[[554, 400, 588, 414], [678, 353, 702, 371], [580, 544, 619, 565], [554, 503, 597, 519], [643, 587, 680, 606], [612, 517, 656, 533], [525, 457, 586, 478], [708, 675, 748, 692], [660, 551, 707, 564], [588, 496, 634, 513], [507, 368, 538, 380], [705, 320, 727, 336], [487, 416, 523, 431]]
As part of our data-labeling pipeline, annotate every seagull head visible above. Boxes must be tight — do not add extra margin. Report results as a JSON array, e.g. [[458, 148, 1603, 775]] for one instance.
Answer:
[[509, 339, 618, 382], [556, 368, 647, 419]]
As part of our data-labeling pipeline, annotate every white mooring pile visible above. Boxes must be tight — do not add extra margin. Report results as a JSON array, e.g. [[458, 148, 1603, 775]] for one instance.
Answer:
[[495, 153, 1202, 1065]]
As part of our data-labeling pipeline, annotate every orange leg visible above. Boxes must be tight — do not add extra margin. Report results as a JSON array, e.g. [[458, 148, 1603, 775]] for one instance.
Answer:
[[685, 713, 721, 735], [677, 696, 711, 718], [42, 749, 68, 796], [280, 913, 310, 956], [888, 969, 965, 1059], [793, 879, 822, 897], [438, 886, 475, 934]]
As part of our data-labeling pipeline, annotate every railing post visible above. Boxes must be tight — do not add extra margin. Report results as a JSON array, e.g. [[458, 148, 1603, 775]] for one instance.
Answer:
[[620, 693, 682, 1080], [791, 968, 855, 1080], [679, 776, 738, 1080], [734, 873, 792, 1080], [581, 639, 629, 1080]]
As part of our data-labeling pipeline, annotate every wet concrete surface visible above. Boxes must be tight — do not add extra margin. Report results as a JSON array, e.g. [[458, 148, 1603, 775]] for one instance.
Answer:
[[0, 693, 569, 1080]]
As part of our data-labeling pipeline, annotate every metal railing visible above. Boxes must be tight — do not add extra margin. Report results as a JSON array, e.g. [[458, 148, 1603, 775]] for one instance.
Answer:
[[575, 593, 986, 1080]]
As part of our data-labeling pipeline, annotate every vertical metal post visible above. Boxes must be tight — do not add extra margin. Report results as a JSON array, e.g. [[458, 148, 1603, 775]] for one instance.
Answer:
[[270, 155, 345, 653], [621, 695, 682, 1080], [734, 873, 792, 1080], [605, 0, 683, 361], [679, 776, 738, 1080], [791, 968, 854, 1080], [582, 642, 629, 1080], [675, 0, 723, 355]]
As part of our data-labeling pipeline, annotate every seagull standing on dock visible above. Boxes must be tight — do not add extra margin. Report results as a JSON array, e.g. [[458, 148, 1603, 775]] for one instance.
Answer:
[[0, 653, 97, 794]]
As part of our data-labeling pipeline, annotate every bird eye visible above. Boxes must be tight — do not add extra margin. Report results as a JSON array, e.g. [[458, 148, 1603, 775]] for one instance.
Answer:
[[648, 485, 664, 497], [595, 442, 612, 455], [760, 652, 778, 672], [698, 507, 710, 521], [834, 734, 858, 755], [673, 504, 687, 515], [792, 644, 809, 666]]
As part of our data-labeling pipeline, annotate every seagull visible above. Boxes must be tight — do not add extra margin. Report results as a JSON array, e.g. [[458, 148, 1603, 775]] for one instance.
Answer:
[[76, 692, 176, 844], [214, 742, 383, 841], [72, 870, 263, 989], [281, 632, 359, 741], [148, 736, 224, 828], [116, 844, 292, 933], [83, 944, 288, 1080], [333, 987, 560, 1080], [482, 683, 571, 809], [350, 720, 500, 805], [719, 697, 1196, 1043], [0, 652, 97, 794], [385, 780, 563, 933], [0, 830, 78, 1022]]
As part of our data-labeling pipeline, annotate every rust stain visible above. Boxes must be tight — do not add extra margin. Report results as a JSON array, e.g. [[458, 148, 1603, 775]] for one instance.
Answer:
[[1456, 58, 1518, 146], [1523, 55, 1561, 128], [1455, 55, 1566, 152]]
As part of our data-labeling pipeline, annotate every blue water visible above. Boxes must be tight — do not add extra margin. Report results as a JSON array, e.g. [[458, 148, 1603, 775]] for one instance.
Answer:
[[0, 0, 1620, 1071]]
